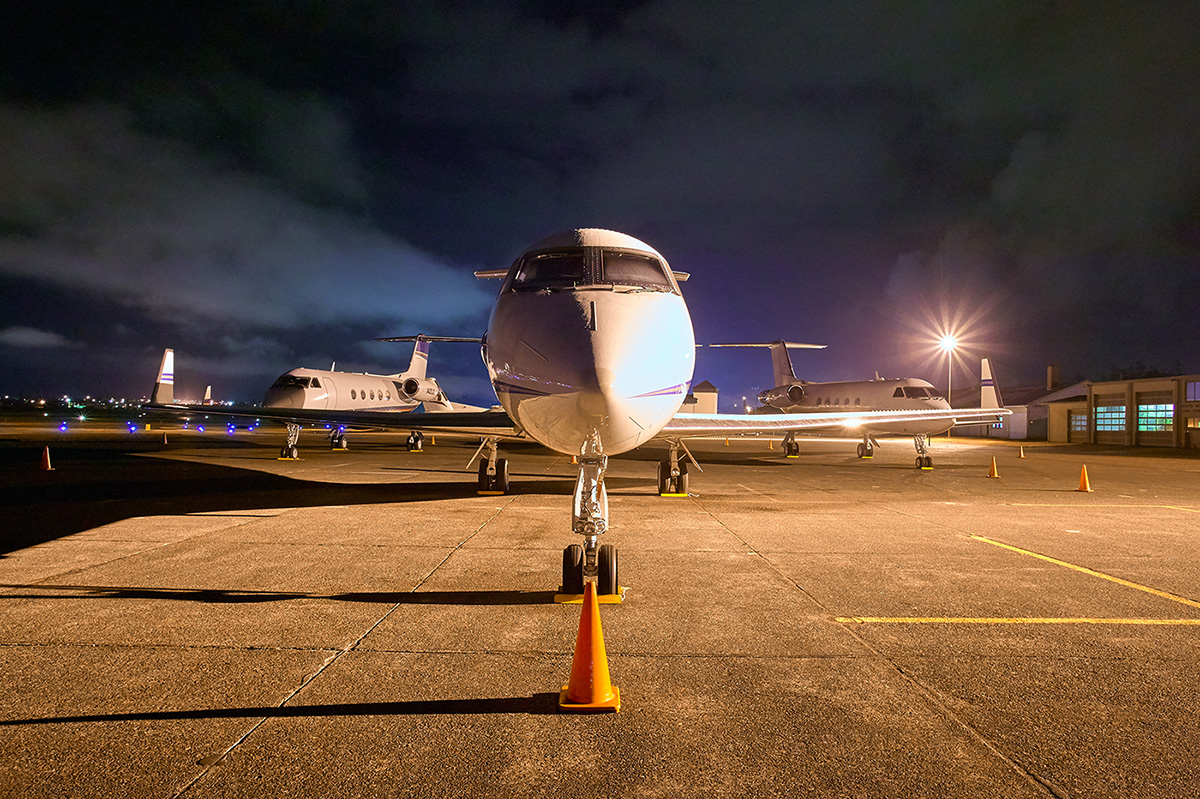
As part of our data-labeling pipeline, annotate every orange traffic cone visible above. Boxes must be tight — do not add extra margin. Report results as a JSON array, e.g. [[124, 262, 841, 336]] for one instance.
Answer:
[[1078, 465, 1093, 492], [40, 446, 54, 471], [430, 435, 436, 445], [571, 454, 577, 464], [988, 456, 999, 478], [724, 438, 730, 446], [559, 581, 620, 713], [768, 438, 774, 450], [1018, 445, 1026, 459], [163, 433, 169, 445]]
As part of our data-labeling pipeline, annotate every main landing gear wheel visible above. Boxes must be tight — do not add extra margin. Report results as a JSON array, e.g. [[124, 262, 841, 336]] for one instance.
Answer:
[[406, 431, 424, 451], [657, 459, 688, 494], [915, 456, 933, 469], [280, 445, 299, 459], [597, 544, 618, 596], [477, 457, 509, 493], [783, 439, 800, 457], [562, 544, 584, 595]]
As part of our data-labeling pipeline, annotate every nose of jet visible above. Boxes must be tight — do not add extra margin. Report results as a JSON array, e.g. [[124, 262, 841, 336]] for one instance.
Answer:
[[262, 388, 305, 409]]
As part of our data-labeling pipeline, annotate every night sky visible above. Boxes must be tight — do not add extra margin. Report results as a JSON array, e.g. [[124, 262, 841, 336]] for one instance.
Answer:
[[2, 2, 1197, 406]]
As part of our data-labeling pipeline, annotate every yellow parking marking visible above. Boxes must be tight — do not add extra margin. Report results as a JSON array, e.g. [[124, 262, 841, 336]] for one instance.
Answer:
[[838, 616, 1200, 625], [1010, 503, 1200, 514], [971, 534, 1200, 609]]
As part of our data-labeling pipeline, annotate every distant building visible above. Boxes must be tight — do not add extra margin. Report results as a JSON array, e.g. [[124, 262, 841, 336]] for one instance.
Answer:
[[682, 380, 718, 414], [1041, 374, 1200, 448]]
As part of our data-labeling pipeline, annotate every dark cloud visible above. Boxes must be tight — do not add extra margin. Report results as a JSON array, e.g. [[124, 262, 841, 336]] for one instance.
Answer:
[[1, 1, 1197, 403]]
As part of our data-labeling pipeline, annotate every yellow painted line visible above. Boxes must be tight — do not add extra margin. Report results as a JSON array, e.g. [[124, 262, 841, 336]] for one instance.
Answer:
[[838, 616, 1200, 625], [1009, 503, 1200, 513], [971, 534, 1200, 609]]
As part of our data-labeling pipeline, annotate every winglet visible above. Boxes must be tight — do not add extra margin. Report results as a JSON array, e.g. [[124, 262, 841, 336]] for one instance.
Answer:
[[981, 358, 1004, 409], [152, 349, 174, 404]]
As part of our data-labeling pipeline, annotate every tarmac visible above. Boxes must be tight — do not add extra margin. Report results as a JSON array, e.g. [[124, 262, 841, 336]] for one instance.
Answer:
[[2, 418, 1199, 798]]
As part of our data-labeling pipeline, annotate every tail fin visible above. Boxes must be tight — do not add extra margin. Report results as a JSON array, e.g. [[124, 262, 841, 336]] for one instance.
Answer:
[[203, 385, 212, 405], [407, 336, 431, 379], [981, 358, 1004, 409], [707, 340, 826, 387], [152, 349, 174, 404]]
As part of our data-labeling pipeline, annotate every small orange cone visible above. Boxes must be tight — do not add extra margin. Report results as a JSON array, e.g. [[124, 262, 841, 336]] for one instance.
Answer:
[[559, 582, 620, 713], [430, 435, 436, 445], [724, 438, 730, 446], [40, 446, 54, 471], [1078, 465, 1093, 492], [1018, 445, 1026, 459], [571, 455, 577, 464], [163, 432, 169, 445], [988, 456, 999, 478], [768, 439, 774, 450]]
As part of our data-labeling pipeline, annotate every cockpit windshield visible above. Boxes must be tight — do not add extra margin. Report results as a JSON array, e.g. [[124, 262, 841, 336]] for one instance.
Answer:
[[601, 250, 672, 289], [510, 251, 590, 290], [271, 375, 315, 389], [507, 246, 676, 293], [900, 386, 937, 399]]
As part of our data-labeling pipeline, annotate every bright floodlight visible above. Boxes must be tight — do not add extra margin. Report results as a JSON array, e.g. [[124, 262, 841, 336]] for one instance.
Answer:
[[939, 335, 957, 352]]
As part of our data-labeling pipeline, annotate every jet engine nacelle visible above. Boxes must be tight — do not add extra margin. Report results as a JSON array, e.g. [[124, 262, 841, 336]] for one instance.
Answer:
[[401, 376, 441, 403], [758, 384, 805, 408]]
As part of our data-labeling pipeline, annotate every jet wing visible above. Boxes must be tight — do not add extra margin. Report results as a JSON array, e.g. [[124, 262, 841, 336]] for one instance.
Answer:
[[661, 407, 1010, 436], [144, 402, 520, 438]]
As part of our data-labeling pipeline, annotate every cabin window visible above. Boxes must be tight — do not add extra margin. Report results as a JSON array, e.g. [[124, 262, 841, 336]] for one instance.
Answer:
[[385, 391, 391, 400], [844, 397, 850, 405], [350, 389, 357, 400], [511, 251, 590, 290], [854, 397, 861, 406], [601, 251, 672, 289]]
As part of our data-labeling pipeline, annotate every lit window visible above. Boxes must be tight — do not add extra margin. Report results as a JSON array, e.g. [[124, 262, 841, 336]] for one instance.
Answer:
[[1095, 405, 1125, 431], [1188, 382, 1200, 401], [1069, 413, 1088, 432], [1137, 403, 1174, 432]]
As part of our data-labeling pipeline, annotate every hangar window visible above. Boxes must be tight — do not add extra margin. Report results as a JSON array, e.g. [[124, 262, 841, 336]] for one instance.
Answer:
[[1069, 412, 1088, 433], [1095, 405, 1125, 431], [1188, 382, 1200, 401], [512, 251, 590, 290], [1138, 404, 1174, 433], [601, 251, 673, 290]]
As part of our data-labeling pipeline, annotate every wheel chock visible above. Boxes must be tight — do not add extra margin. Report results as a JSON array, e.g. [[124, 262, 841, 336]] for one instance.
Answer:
[[559, 582, 620, 713], [477, 490, 505, 496], [659, 491, 689, 498], [988, 456, 999, 478], [1077, 465, 1093, 492], [555, 586, 627, 604]]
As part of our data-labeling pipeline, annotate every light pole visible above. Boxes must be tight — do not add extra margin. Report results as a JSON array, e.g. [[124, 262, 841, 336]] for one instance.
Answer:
[[940, 335, 956, 437]]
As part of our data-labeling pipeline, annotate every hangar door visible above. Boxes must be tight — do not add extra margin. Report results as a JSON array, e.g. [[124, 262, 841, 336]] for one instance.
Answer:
[[1068, 410, 1089, 443], [1092, 392, 1127, 445], [1136, 390, 1175, 447]]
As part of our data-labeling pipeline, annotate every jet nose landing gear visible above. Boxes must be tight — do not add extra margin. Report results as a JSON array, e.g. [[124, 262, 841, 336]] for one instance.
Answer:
[[558, 434, 624, 603]]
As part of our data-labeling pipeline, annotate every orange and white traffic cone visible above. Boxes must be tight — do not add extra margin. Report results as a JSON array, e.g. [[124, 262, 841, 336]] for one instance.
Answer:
[[40, 446, 54, 471], [1018, 445, 1025, 459], [559, 581, 620, 713], [768, 439, 774, 450], [163, 433, 169, 446], [1078, 465, 1093, 492], [988, 457, 999, 478]]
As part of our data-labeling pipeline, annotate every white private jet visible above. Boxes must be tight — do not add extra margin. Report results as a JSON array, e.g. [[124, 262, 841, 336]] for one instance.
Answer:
[[709, 341, 1006, 467], [150, 228, 1009, 595], [152, 335, 480, 458]]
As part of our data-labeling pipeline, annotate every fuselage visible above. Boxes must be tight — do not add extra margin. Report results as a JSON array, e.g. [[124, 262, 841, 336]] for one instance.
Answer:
[[262, 368, 419, 412], [482, 229, 695, 455], [777, 378, 954, 436]]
